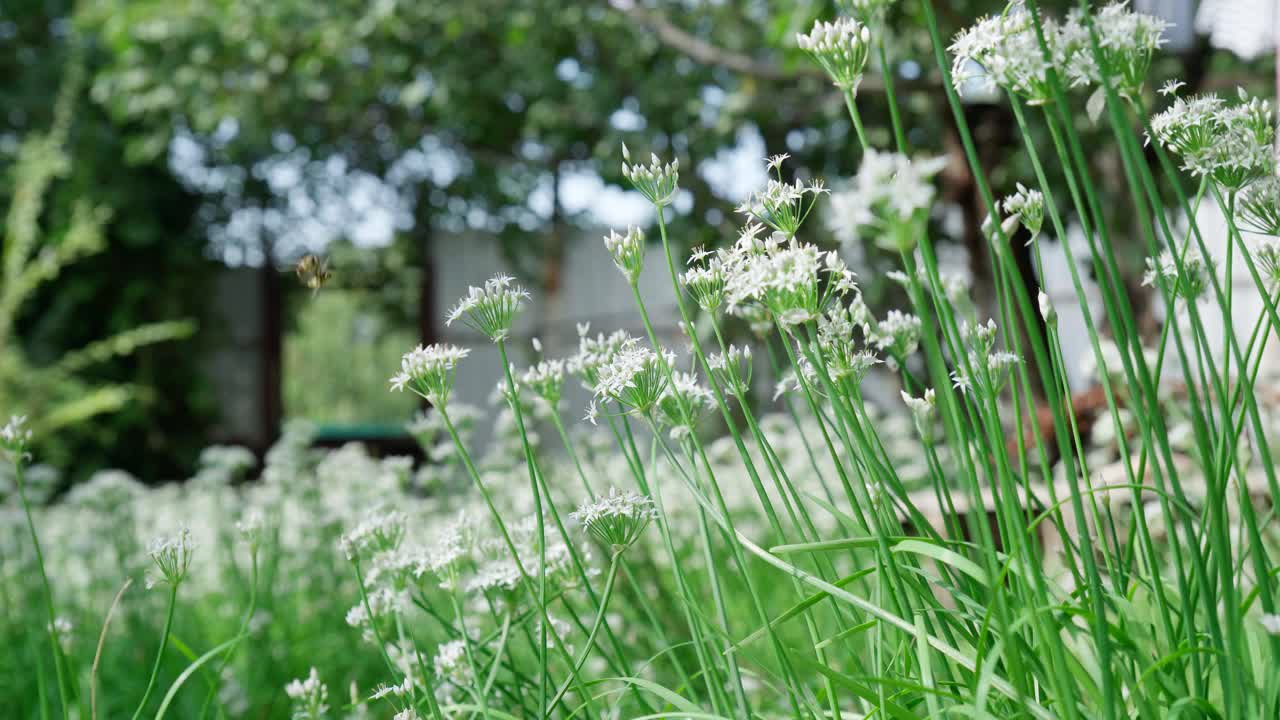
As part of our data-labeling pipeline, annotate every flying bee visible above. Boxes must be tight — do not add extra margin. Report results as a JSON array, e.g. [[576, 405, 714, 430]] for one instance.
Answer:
[[293, 254, 333, 295]]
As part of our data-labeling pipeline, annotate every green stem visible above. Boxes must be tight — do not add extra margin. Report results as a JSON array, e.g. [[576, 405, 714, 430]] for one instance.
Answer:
[[131, 583, 179, 720]]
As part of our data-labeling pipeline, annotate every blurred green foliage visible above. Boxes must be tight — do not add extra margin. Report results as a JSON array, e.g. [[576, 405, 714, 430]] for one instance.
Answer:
[[2, 2, 218, 482]]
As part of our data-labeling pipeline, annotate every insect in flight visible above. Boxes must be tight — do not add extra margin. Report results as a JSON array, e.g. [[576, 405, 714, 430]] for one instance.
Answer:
[[293, 254, 333, 296]]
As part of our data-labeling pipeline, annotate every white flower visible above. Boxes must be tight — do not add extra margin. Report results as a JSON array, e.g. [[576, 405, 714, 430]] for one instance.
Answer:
[[592, 340, 673, 414], [797, 18, 872, 93], [604, 226, 646, 283], [1038, 290, 1057, 324], [1001, 183, 1045, 241], [622, 144, 680, 207], [950, 2, 1066, 104], [722, 238, 855, 327], [736, 167, 829, 238], [826, 150, 946, 253], [1250, 235, 1280, 289], [521, 359, 566, 406], [390, 344, 470, 406], [236, 510, 266, 550], [340, 509, 407, 560], [433, 639, 473, 689], [1143, 247, 1215, 301], [1158, 79, 1185, 96], [657, 371, 715, 439], [1150, 90, 1274, 189], [0, 415, 31, 451], [1238, 175, 1280, 237], [369, 677, 411, 701], [567, 329, 635, 389], [870, 310, 923, 358], [1062, 2, 1168, 97], [570, 487, 657, 552], [707, 344, 753, 395], [446, 274, 530, 342], [285, 668, 329, 720], [147, 528, 195, 588], [901, 388, 937, 443]]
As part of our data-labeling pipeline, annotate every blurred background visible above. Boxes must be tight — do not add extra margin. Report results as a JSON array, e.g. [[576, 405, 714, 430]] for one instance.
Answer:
[[3, 0, 1276, 490]]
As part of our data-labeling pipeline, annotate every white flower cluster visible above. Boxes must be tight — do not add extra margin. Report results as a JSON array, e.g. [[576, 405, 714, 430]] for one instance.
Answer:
[[390, 344, 471, 406], [147, 527, 195, 588], [817, 302, 882, 381], [951, 1, 1165, 103], [707, 344, 753, 396], [0, 415, 30, 452], [592, 340, 675, 415], [570, 486, 657, 552], [718, 233, 858, 328], [284, 667, 329, 720], [446, 273, 530, 342], [340, 508, 408, 560], [1064, 2, 1168, 96], [657, 370, 715, 439], [950, 319, 1021, 395], [567, 326, 634, 389], [604, 226, 646, 284], [826, 149, 946, 253], [901, 388, 937, 443], [999, 183, 1046, 241], [1251, 236, 1280, 289], [1143, 247, 1215, 302], [622, 144, 680, 207], [521, 359, 566, 406], [1149, 88, 1274, 190], [681, 255, 728, 312], [1238, 176, 1280, 237], [870, 309, 923, 359], [797, 18, 872, 92], [736, 156, 829, 239], [433, 639, 474, 697]]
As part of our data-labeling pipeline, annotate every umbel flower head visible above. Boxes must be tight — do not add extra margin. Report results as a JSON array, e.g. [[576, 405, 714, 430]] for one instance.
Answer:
[[622, 144, 679, 207], [797, 18, 872, 93], [284, 668, 329, 720], [681, 249, 728, 312], [567, 326, 634, 389], [1143, 247, 1215, 302], [707, 344, 753, 396], [1000, 183, 1045, 241], [521, 359, 566, 407], [657, 371, 714, 440], [447, 273, 529, 342], [1149, 88, 1275, 190], [1238, 176, 1280, 237], [826, 149, 946, 253], [592, 340, 674, 415], [1061, 2, 1168, 99], [901, 388, 937, 444], [1, 415, 31, 454], [950, 2, 1066, 105], [390, 344, 470, 406], [604, 226, 646, 283], [570, 487, 657, 554], [736, 155, 828, 237], [147, 527, 195, 588], [723, 237, 858, 328], [1252, 236, 1280, 289]]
